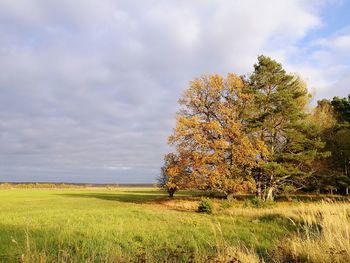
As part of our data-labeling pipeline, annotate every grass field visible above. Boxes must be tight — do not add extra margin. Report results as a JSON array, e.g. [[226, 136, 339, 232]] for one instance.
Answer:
[[0, 188, 349, 262]]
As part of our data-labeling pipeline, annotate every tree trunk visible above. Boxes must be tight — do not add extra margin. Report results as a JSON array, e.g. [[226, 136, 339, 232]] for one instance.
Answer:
[[256, 181, 262, 199], [168, 188, 175, 198], [266, 186, 275, 202]]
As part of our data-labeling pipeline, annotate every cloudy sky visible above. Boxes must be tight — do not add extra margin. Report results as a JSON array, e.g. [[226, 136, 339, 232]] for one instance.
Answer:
[[0, 0, 349, 183]]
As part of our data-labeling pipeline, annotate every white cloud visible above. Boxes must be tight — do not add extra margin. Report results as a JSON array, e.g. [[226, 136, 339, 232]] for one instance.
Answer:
[[279, 29, 350, 100]]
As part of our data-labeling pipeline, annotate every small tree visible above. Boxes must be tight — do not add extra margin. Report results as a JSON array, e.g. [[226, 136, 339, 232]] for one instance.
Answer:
[[157, 165, 177, 197], [158, 153, 188, 197]]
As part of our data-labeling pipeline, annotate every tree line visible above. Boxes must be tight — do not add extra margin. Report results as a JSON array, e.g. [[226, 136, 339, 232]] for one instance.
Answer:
[[159, 55, 350, 201]]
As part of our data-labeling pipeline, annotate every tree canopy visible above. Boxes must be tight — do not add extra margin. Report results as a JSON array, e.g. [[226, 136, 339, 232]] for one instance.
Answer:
[[161, 55, 345, 200]]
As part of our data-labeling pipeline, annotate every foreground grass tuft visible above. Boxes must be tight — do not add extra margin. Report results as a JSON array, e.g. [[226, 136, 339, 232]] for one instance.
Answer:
[[271, 202, 350, 263]]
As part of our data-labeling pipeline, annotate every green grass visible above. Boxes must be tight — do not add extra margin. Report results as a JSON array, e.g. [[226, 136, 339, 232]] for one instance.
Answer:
[[0, 188, 295, 262]]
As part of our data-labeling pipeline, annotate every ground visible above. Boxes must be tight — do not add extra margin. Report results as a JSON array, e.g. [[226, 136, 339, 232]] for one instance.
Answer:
[[0, 187, 348, 262]]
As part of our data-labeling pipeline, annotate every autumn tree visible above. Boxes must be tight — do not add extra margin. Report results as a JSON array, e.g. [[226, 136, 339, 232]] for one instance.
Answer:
[[164, 74, 266, 197], [313, 95, 350, 194], [158, 153, 190, 197], [158, 165, 174, 197], [249, 55, 327, 201], [303, 99, 337, 193]]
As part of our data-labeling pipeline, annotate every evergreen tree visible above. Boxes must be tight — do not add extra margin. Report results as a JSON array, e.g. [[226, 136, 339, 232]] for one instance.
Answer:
[[306, 96, 350, 195], [327, 95, 350, 194], [249, 55, 328, 201]]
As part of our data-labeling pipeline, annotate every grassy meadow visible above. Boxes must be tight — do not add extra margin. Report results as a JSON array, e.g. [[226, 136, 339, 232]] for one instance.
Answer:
[[0, 187, 349, 262]]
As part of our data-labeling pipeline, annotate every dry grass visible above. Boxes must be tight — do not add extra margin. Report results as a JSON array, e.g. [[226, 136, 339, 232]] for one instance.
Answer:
[[270, 202, 350, 263], [154, 198, 199, 211], [213, 246, 263, 263], [219, 201, 350, 263], [150, 196, 350, 262], [202, 200, 350, 262]]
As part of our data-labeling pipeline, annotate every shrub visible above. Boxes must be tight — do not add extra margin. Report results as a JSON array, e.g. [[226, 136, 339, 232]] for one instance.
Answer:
[[244, 197, 273, 208], [198, 198, 213, 213], [250, 197, 266, 208], [221, 197, 236, 209]]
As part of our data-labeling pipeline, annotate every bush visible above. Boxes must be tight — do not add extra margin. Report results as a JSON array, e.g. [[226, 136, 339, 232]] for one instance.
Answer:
[[197, 198, 213, 213], [221, 197, 236, 209], [250, 197, 266, 208], [244, 197, 273, 208]]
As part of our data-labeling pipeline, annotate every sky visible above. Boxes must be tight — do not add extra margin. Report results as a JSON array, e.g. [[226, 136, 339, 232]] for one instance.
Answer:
[[0, 0, 349, 183]]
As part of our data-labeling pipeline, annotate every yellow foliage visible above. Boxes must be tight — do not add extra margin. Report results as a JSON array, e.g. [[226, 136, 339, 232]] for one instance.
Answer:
[[165, 74, 266, 194]]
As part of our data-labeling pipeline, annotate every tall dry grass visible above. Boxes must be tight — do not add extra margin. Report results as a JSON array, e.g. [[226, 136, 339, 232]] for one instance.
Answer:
[[152, 198, 350, 262], [207, 220, 264, 263], [208, 201, 350, 262], [272, 201, 350, 263]]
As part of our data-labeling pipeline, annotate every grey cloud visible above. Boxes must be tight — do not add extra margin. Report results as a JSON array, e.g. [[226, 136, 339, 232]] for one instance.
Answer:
[[0, 0, 342, 182]]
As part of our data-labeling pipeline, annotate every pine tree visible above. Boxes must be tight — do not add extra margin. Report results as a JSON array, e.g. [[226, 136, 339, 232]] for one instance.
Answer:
[[328, 96, 350, 194], [249, 55, 327, 201]]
